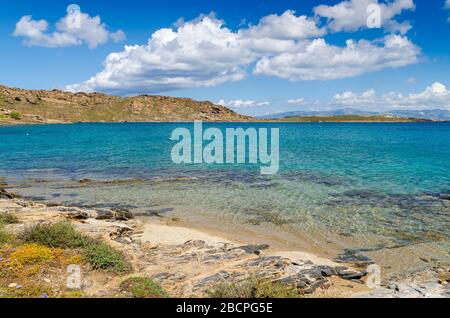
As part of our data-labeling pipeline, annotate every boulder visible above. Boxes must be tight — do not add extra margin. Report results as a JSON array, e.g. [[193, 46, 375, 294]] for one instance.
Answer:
[[112, 208, 134, 220], [58, 207, 94, 219], [25, 95, 37, 104], [95, 208, 115, 220], [318, 266, 337, 277], [338, 270, 367, 280]]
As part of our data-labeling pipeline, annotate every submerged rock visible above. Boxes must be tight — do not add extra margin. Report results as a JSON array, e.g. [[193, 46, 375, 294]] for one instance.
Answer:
[[0, 188, 21, 199], [335, 249, 375, 266], [134, 208, 174, 218]]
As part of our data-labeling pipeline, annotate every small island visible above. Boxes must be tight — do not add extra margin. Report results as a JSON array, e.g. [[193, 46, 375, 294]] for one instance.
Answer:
[[274, 114, 432, 123]]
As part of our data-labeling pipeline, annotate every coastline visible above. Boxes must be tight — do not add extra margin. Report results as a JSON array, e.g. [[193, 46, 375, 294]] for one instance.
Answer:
[[5, 175, 449, 284], [1, 184, 448, 298], [1, 119, 444, 126], [0, 187, 367, 297]]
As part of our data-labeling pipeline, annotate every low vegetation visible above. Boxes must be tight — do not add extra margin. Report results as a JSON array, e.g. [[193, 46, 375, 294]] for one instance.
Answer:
[[0, 221, 134, 298], [7, 243, 55, 270], [207, 278, 302, 298], [60, 290, 85, 298], [21, 222, 86, 249], [0, 282, 51, 298], [0, 223, 10, 244], [120, 277, 168, 298], [0, 213, 19, 224], [21, 222, 131, 273], [84, 241, 131, 273], [9, 112, 22, 120], [0, 211, 144, 298], [0, 240, 93, 298], [0, 214, 17, 244]]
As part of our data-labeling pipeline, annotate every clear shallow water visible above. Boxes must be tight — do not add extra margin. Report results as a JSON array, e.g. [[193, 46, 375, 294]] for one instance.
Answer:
[[0, 123, 449, 266]]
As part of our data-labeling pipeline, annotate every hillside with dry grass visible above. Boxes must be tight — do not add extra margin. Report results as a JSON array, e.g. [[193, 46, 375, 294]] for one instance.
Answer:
[[0, 85, 251, 124]]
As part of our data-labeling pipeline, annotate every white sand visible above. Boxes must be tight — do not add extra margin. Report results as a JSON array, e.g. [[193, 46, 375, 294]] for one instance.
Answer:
[[140, 222, 232, 246]]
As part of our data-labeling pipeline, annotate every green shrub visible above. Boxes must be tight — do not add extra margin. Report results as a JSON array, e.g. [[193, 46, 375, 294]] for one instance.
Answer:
[[21, 222, 87, 249], [120, 277, 168, 298], [9, 112, 21, 120], [0, 213, 19, 224], [0, 223, 10, 244], [207, 278, 301, 298], [83, 241, 131, 273], [21, 222, 131, 273]]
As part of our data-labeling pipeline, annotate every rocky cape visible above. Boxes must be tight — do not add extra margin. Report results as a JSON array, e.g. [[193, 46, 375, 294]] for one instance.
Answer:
[[0, 85, 251, 124]]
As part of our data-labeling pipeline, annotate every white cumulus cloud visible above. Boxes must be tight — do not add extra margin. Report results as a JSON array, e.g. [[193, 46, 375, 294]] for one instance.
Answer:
[[331, 82, 450, 110], [13, 6, 125, 49], [314, 0, 415, 34], [445, 0, 450, 21], [217, 99, 270, 108], [238, 10, 326, 54], [110, 30, 126, 43], [66, 9, 421, 95], [287, 98, 306, 105], [67, 15, 250, 94], [253, 34, 420, 81]]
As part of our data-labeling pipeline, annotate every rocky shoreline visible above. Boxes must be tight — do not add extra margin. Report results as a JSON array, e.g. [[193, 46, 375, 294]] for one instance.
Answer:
[[0, 186, 449, 298]]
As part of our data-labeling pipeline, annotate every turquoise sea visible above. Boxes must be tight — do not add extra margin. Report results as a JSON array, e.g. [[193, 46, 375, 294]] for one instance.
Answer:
[[1, 122, 449, 274]]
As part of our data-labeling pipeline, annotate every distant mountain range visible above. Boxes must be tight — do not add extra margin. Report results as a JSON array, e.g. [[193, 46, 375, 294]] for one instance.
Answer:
[[259, 108, 450, 121]]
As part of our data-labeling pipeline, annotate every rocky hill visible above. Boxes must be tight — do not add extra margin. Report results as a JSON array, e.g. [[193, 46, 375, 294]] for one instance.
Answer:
[[0, 85, 251, 124]]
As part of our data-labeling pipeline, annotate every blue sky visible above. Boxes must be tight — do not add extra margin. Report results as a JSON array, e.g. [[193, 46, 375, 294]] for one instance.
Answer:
[[1, 0, 450, 116]]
